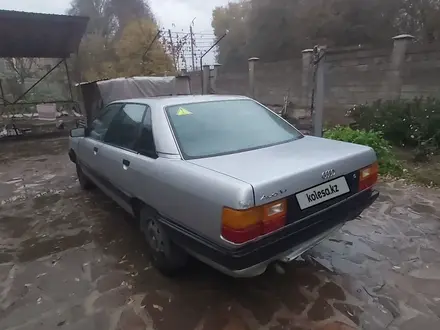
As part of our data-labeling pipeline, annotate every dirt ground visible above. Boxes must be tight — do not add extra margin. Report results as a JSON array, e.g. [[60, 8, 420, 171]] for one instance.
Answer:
[[1, 137, 440, 330]]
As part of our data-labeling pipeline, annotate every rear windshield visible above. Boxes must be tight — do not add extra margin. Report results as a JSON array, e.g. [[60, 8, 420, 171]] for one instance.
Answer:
[[165, 99, 302, 159]]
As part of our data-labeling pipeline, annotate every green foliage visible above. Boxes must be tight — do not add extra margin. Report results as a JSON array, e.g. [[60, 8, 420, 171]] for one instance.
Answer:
[[324, 126, 403, 176], [347, 97, 440, 160]]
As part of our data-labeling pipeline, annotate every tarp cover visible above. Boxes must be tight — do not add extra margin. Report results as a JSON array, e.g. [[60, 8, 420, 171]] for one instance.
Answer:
[[96, 76, 191, 105], [78, 76, 191, 124]]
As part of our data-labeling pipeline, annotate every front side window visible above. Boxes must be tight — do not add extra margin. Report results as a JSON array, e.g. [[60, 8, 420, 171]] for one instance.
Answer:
[[89, 103, 122, 141], [166, 99, 302, 159], [104, 103, 146, 150]]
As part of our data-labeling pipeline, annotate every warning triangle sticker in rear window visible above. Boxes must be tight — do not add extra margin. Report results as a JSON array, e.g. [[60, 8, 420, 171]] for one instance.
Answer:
[[176, 107, 193, 116]]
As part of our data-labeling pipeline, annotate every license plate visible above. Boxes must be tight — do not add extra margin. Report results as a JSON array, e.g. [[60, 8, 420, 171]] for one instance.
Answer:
[[296, 177, 350, 210]]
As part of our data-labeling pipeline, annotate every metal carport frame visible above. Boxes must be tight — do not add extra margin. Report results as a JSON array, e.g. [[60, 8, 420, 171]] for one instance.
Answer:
[[0, 10, 89, 137]]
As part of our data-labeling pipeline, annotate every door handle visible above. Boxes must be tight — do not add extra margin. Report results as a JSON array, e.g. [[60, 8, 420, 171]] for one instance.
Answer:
[[93, 147, 99, 155], [122, 159, 130, 170]]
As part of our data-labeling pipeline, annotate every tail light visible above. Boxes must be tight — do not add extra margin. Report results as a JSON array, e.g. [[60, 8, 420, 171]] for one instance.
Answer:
[[359, 162, 379, 191], [221, 200, 287, 244]]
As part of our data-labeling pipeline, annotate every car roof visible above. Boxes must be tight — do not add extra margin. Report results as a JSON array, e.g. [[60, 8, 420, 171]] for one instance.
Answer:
[[109, 94, 251, 108]]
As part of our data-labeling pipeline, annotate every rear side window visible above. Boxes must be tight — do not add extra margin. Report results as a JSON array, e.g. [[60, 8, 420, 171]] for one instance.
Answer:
[[166, 99, 302, 159], [104, 103, 146, 150]]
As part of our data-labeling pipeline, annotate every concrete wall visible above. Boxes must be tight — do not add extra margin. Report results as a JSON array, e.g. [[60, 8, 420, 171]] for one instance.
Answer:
[[402, 43, 440, 99], [189, 35, 440, 124], [189, 60, 302, 106], [324, 47, 392, 108]]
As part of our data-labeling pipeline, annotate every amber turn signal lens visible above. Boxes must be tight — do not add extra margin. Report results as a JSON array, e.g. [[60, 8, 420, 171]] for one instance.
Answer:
[[222, 207, 262, 230], [222, 199, 287, 244], [359, 162, 379, 191]]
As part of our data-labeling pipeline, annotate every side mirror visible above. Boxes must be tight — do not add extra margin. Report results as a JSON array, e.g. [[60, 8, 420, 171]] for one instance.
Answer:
[[70, 128, 85, 138]]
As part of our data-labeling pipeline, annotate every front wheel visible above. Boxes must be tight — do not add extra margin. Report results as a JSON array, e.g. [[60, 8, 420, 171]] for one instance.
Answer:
[[139, 206, 188, 276]]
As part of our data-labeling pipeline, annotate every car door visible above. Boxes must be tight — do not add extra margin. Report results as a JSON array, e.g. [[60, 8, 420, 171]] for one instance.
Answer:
[[122, 105, 159, 205], [78, 103, 122, 182], [98, 103, 148, 211]]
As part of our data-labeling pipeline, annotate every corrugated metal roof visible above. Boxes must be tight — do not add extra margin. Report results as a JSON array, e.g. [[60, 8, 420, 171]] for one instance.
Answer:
[[0, 10, 89, 58]]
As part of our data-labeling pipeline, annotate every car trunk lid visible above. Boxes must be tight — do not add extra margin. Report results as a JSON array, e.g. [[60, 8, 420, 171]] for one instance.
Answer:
[[188, 136, 377, 211]]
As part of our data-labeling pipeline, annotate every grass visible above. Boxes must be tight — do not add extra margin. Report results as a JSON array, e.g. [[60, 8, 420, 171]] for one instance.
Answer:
[[393, 147, 440, 187], [323, 125, 440, 187]]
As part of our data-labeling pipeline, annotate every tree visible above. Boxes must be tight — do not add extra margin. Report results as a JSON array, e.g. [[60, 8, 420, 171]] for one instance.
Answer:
[[399, 0, 440, 42], [67, 0, 162, 81], [1, 58, 39, 101], [112, 19, 174, 77], [5, 58, 37, 85], [211, 0, 440, 65], [68, 0, 115, 39], [212, 1, 250, 67], [244, 0, 398, 58], [297, 0, 400, 47], [76, 33, 110, 81], [109, 0, 155, 33]]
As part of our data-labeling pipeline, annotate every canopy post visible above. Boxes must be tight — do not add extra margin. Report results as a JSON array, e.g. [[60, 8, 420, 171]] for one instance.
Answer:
[[64, 58, 74, 101], [0, 79, 6, 106]]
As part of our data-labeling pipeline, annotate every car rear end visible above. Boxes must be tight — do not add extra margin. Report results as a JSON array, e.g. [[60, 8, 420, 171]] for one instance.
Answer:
[[220, 162, 379, 246], [212, 161, 378, 277], [164, 97, 379, 277]]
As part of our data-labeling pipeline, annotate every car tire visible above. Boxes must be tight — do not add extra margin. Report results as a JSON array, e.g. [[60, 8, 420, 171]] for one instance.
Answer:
[[76, 164, 95, 190], [139, 206, 188, 276]]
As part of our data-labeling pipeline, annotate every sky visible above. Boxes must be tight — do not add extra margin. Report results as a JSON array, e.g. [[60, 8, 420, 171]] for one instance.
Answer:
[[0, 0, 232, 65], [149, 0, 229, 33]]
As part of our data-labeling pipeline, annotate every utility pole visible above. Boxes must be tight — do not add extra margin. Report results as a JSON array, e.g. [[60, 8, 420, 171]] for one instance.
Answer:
[[142, 29, 161, 69], [190, 25, 196, 71], [199, 32, 228, 94], [168, 29, 177, 71]]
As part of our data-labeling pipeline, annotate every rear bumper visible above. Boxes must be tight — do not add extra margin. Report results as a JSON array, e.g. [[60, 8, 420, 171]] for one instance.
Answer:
[[161, 188, 379, 277], [193, 222, 345, 277]]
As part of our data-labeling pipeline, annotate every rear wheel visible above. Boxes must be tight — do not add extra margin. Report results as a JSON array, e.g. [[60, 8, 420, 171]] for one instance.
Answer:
[[76, 164, 95, 190], [139, 206, 188, 275]]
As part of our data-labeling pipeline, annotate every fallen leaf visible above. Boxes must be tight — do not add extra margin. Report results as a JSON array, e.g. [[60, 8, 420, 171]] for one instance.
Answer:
[[153, 304, 163, 312]]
